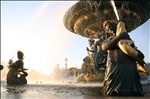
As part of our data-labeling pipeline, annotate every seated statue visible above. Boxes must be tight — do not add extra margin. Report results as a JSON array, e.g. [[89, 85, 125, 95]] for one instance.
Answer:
[[76, 56, 104, 82], [7, 51, 28, 85]]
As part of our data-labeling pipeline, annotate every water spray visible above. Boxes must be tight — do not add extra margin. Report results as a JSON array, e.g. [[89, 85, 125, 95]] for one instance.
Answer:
[[110, 0, 120, 21]]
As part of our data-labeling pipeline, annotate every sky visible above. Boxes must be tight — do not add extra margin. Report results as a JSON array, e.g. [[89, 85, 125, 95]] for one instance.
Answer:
[[1, 1, 150, 75]]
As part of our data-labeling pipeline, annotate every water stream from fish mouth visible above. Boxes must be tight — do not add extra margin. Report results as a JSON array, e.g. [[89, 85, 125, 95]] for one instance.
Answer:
[[1, 80, 150, 99]]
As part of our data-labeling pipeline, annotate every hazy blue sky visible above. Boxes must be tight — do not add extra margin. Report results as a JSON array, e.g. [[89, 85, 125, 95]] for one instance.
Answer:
[[1, 1, 150, 75]]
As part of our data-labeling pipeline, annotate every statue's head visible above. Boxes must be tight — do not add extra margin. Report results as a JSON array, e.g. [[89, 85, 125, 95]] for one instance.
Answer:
[[83, 56, 90, 63], [103, 21, 117, 35], [88, 38, 95, 43], [88, 38, 95, 46], [17, 51, 24, 59]]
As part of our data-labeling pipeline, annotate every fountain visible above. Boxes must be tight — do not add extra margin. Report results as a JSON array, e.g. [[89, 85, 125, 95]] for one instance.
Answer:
[[63, 0, 150, 82]]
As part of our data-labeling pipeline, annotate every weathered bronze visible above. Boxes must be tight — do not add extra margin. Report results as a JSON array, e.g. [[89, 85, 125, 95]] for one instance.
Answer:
[[76, 56, 104, 82], [63, 0, 150, 38]]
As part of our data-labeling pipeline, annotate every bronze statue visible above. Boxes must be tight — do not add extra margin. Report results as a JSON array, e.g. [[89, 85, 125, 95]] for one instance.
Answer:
[[81, 56, 95, 76], [75, 56, 94, 82], [101, 21, 144, 96], [76, 56, 104, 82], [86, 38, 96, 56], [93, 34, 107, 71], [7, 51, 28, 85], [116, 22, 149, 75]]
